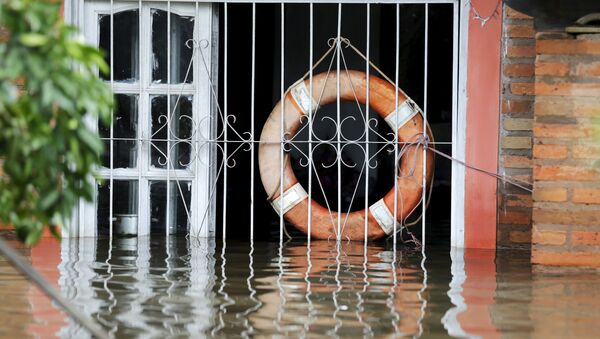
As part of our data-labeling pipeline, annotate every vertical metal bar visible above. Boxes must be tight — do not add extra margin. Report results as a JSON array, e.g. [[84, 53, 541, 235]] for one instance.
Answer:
[[222, 1, 229, 241], [250, 3, 256, 240], [109, 0, 114, 240], [422, 3, 429, 251], [279, 2, 285, 244], [307, 2, 313, 246], [194, 0, 199, 235], [106, 2, 115, 321], [364, 3, 370, 247], [138, 0, 143, 235], [166, 0, 172, 236], [393, 3, 400, 249], [336, 3, 342, 240]]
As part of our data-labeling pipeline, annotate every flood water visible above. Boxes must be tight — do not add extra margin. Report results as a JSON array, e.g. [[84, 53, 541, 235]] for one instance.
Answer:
[[2, 236, 600, 338]]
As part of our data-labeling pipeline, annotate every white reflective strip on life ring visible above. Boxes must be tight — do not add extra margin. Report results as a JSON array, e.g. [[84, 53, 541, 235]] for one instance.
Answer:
[[271, 183, 308, 216], [369, 198, 396, 235], [385, 101, 419, 131], [290, 81, 319, 116]]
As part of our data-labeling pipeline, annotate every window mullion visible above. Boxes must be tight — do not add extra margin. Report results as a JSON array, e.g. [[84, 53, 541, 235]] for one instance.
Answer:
[[139, 2, 151, 236]]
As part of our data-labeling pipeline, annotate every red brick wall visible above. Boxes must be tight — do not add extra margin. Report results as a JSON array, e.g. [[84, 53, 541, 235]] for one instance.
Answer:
[[497, 6, 535, 248], [532, 32, 600, 267]]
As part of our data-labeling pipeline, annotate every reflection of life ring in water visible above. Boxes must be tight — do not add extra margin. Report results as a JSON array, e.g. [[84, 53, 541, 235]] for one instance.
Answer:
[[258, 70, 434, 240]]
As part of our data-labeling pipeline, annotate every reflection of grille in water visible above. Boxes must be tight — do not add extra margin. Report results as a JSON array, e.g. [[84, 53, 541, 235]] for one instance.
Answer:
[[57, 237, 437, 337]]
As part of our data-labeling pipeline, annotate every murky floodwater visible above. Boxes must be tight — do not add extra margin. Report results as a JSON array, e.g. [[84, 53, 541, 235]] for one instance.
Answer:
[[2, 236, 600, 338]]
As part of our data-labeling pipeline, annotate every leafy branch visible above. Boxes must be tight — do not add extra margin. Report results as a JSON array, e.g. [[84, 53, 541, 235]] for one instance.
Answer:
[[0, 0, 113, 245]]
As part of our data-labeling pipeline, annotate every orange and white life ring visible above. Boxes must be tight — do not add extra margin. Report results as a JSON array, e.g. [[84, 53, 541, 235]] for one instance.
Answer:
[[258, 70, 434, 240]]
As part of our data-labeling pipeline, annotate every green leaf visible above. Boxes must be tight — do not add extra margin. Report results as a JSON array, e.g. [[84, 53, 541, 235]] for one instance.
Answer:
[[19, 33, 48, 47], [77, 128, 104, 154], [47, 224, 62, 241], [25, 225, 43, 246], [38, 190, 60, 211]]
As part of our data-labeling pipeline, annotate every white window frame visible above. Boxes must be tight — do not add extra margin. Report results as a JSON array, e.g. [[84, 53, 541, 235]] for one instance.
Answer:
[[65, 0, 217, 238]]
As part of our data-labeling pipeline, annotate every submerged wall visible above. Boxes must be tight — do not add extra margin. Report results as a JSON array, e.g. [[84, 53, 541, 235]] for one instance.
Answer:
[[532, 32, 600, 266]]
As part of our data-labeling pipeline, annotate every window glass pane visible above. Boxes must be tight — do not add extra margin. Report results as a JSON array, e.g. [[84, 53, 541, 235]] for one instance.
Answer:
[[100, 138, 138, 169], [150, 96, 168, 169], [97, 180, 139, 236], [151, 9, 194, 84], [150, 180, 192, 235], [99, 10, 140, 82], [100, 139, 111, 168], [99, 94, 139, 169], [97, 181, 109, 234], [150, 95, 193, 170], [113, 140, 138, 169]]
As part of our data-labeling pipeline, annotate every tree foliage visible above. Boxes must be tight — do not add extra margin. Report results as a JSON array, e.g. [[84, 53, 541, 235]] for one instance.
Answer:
[[0, 0, 113, 245]]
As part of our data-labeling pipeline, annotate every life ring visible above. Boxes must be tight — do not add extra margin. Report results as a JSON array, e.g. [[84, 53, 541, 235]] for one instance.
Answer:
[[258, 70, 434, 240]]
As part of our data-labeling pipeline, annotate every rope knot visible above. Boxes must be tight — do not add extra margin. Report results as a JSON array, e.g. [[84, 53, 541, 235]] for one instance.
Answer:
[[327, 36, 351, 48], [419, 133, 430, 149]]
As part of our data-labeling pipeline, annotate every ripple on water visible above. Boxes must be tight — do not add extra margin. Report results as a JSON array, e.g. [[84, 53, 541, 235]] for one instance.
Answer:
[[3, 235, 600, 338]]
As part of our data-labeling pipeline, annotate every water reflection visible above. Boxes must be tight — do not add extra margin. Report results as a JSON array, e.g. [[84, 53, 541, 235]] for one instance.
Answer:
[[54, 238, 442, 337], [3, 236, 600, 337]]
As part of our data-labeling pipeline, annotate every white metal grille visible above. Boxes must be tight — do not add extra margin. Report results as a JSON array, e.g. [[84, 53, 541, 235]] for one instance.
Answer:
[[66, 0, 466, 249]]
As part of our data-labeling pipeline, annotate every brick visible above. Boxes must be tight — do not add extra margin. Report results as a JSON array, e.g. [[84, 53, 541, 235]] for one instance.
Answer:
[[501, 136, 532, 149], [509, 230, 531, 244], [503, 118, 533, 131], [534, 165, 599, 181], [536, 82, 600, 97], [512, 173, 533, 183], [536, 32, 572, 41], [506, 194, 533, 207], [536, 61, 570, 76], [533, 187, 567, 202], [573, 188, 600, 204], [533, 123, 592, 138], [532, 227, 566, 245], [533, 144, 568, 159], [499, 211, 532, 225], [532, 251, 600, 267], [573, 145, 600, 159], [574, 102, 600, 117], [507, 45, 536, 58], [504, 63, 535, 77], [505, 24, 535, 39], [505, 6, 533, 20], [533, 209, 600, 225], [574, 62, 600, 77], [502, 99, 532, 114], [511, 82, 535, 95], [537, 40, 600, 55], [503, 155, 532, 168], [535, 99, 600, 117], [572, 231, 600, 246], [534, 99, 572, 116]]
